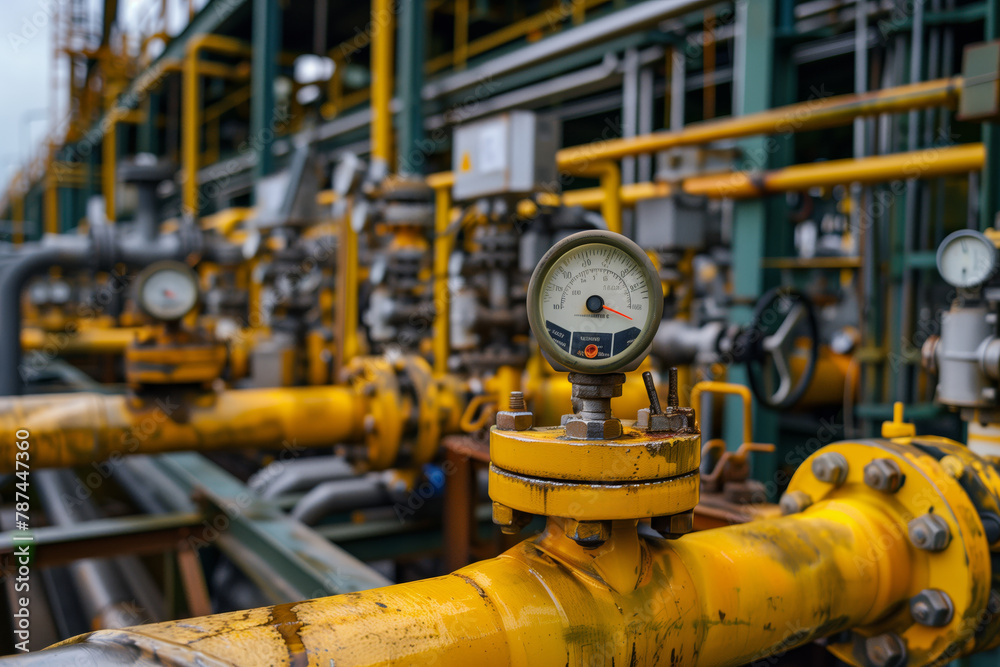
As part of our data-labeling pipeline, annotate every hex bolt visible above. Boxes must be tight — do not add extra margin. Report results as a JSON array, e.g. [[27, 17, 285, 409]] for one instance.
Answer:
[[910, 589, 954, 627], [779, 490, 813, 515], [496, 392, 533, 431], [812, 452, 849, 486], [865, 633, 907, 667], [666, 367, 679, 409], [508, 391, 525, 411], [864, 458, 905, 493], [980, 512, 1000, 546], [908, 513, 952, 552], [566, 519, 611, 549], [492, 502, 532, 535], [651, 510, 694, 539]]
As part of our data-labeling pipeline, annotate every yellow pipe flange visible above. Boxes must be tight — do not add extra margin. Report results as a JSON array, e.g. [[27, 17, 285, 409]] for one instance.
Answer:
[[488, 466, 699, 520], [787, 438, 1000, 664], [490, 425, 700, 482]]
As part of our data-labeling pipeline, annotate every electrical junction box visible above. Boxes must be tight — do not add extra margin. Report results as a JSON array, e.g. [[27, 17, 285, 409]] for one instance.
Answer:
[[634, 195, 708, 249], [959, 40, 1000, 122], [452, 111, 559, 201]]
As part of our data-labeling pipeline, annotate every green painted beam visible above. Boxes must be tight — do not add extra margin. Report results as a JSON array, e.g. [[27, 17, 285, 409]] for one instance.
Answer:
[[397, 0, 426, 175], [251, 0, 282, 181]]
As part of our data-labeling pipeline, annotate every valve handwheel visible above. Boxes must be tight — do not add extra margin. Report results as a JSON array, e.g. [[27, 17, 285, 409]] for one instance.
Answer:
[[741, 287, 819, 410]]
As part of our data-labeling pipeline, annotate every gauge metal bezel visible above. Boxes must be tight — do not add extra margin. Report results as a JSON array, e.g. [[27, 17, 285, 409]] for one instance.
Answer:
[[135, 260, 200, 322], [936, 229, 998, 289], [527, 230, 663, 373]]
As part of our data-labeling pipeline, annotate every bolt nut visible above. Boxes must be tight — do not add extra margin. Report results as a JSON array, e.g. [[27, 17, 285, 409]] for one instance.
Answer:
[[565, 417, 622, 440], [910, 589, 954, 627], [651, 511, 694, 538], [908, 513, 952, 551], [812, 452, 849, 485], [496, 409, 534, 431], [566, 519, 611, 548], [981, 512, 1000, 546], [864, 458, 905, 493], [865, 633, 907, 667], [492, 502, 532, 535], [637, 406, 695, 433], [779, 490, 813, 515]]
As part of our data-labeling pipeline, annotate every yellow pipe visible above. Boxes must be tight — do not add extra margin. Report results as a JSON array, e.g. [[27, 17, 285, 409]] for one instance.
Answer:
[[685, 142, 986, 198], [370, 0, 394, 171], [336, 211, 361, 369], [45, 499, 912, 666], [0, 385, 367, 473], [429, 172, 455, 375], [556, 76, 962, 168], [21, 326, 148, 354], [563, 160, 622, 233], [44, 143, 58, 235], [690, 381, 753, 446], [183, 35, 252, 216]]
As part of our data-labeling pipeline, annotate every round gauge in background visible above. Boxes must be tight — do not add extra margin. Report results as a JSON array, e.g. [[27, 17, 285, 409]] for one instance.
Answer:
[[527, 230, 663, 373], [136, 261, 200, 321], [936, 229, 998, 289]]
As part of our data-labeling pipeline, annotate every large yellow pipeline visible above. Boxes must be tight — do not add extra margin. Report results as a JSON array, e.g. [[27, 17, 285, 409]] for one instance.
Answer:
[[21, 326, 148, 354], [556, 76, 963, 168], [0, 385, 365, 473], [183, 35, 252, 216], [39, 500, 911, 666]]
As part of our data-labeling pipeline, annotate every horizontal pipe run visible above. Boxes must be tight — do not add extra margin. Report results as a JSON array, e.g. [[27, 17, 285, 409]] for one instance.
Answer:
[[556, 76, 962, 168], [0, 386, 366, 473], [27, 500, 909, 666]]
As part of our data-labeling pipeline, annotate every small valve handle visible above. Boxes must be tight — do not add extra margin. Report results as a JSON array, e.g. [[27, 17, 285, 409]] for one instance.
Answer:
[[642, 371, 662, 415]]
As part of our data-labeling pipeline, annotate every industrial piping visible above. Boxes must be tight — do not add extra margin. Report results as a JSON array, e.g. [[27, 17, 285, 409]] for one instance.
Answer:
[[15, 437, 1000, 666]]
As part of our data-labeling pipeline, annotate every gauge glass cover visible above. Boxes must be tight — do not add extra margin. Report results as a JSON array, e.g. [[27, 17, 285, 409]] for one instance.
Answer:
[[936, 229, 997, 288], [138, 264, 199, 321]]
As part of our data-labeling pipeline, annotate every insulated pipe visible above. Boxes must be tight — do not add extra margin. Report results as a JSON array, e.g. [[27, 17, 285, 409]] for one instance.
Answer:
[[556, 76, 962, 168], [0, 385, 366, 473], [0, 236, 92, 395], [248, 456, 357, 500], [291, 473, 390, 525], [22, 502, 911, 666]]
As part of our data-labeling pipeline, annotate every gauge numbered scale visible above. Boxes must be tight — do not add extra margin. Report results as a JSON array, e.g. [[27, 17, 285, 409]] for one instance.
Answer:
[[135, 261, 200, 321], [528, 231, 663, 373], [936, 229, 998, 289]]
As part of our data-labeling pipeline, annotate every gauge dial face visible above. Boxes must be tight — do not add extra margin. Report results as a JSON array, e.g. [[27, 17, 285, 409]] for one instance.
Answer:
[[137, 262, 199, 321], [937, 230, 997, 288], [528, 231, 662, 373]]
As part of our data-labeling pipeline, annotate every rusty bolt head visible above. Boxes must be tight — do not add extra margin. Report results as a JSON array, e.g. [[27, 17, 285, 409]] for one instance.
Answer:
[[492, 502, 532, 535], [865, 633, 906, 667], [566, 519, 611, 548], [779, 490, 813, 515], [812, 452, 849, 485], [908, 513, 951, 551], [565, 417, 622, 440], [496, 409, 534, 431], [910, 589, 954, 627], [864, 458, 905, 493]]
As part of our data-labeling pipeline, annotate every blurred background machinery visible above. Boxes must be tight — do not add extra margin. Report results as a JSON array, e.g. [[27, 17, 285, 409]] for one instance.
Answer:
[[1, 0, 1000, 664]]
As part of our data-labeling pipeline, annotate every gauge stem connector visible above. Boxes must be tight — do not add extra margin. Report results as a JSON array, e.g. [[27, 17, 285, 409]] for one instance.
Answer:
[[564, 373, 625, 440]]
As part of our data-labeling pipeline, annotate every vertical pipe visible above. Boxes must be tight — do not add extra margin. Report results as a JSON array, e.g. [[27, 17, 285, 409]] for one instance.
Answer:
[[251, 0, 282, 182], [637, 66, 654, 183], [182, 47, 200, 216], [453, 0, 469, 70], [703, 8, 716, 119], [981, 0, 1000, 229], [621, 48, 639, 186], [44, 144, 58, 235], [371, 0, 395, 178], [855, 0, 875, 433], [897, 0, 923, 402], [397, 0, 425, 175], [102, 113, 118, 222], [431, 176, 454, 376]]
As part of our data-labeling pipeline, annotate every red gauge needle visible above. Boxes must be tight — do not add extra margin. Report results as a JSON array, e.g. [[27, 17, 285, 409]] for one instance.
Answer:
[[603, 305, 632, 320]]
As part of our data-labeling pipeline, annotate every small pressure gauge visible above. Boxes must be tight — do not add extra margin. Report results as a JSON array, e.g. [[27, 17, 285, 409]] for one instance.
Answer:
[[936, 229, 998, 289], [527, 230, 663, 373], [136, 261, 200, 321]]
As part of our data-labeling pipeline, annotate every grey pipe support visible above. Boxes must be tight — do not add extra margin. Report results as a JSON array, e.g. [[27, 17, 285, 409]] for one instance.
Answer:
[[248, 456, 357, 500], [291, 473, 391, 526]]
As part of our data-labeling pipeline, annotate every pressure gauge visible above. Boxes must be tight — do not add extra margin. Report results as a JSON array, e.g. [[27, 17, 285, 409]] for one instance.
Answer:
[[936, 229, 998, 289], [136, 261, 200, 321], [527, 230, 663, 373]]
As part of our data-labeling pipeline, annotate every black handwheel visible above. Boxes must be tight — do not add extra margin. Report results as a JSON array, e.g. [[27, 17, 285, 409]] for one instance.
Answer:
[[743, 287, 819, 410]]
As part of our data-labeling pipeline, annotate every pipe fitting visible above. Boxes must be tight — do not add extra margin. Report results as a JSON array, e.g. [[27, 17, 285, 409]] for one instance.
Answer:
[[908, 513, 951, 552]]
